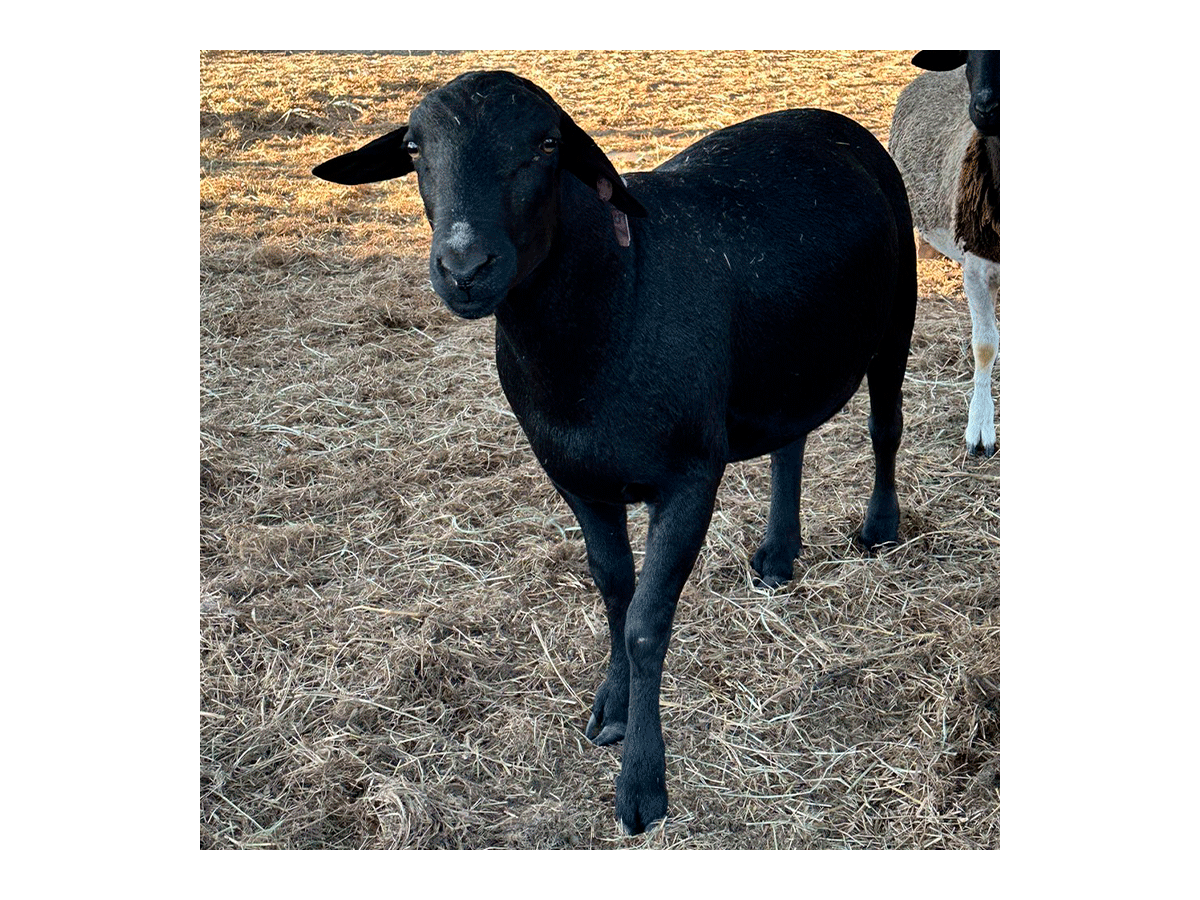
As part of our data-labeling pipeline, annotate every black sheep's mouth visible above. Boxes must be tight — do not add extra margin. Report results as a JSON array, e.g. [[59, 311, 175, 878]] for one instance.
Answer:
[[437, 284, 506, 320]]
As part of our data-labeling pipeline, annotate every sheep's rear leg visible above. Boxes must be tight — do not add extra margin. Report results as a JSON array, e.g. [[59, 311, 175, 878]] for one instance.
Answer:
[[860, 288, 913, 548], [751, 436, 806, 586], [558, 489, 636, 747]]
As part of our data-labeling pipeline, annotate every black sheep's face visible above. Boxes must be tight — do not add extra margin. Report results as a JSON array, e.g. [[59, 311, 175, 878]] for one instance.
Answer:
[[312, 71, 645, 320], [406, 83, 563, 318]]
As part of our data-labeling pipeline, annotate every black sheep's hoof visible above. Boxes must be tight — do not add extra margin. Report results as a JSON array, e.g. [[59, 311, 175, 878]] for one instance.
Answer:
[[586, 712, 626, 746], [615, 773, 667, 836], [585, 675, 628, 746], [751, 541, 798, 587]]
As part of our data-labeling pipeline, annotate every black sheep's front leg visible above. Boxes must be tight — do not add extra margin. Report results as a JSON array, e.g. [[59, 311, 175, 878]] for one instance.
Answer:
[[615, 476, 720, 835], [558, 489, 636, 746]]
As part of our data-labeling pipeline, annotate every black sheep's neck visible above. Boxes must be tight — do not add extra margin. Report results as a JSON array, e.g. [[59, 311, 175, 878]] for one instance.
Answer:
[[494, 174, 637, 380]]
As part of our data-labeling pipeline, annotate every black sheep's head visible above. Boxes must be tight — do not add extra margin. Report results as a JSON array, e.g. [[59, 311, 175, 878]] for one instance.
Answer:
[[314, 70, 645, 319]]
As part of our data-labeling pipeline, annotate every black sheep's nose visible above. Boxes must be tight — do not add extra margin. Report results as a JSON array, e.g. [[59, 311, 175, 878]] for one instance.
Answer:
[[436, 221, 496, 288], [438, 251, 494, 289]]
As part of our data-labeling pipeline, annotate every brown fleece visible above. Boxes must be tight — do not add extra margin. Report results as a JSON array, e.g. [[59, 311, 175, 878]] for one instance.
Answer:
[[955, 131, 1000, 263]]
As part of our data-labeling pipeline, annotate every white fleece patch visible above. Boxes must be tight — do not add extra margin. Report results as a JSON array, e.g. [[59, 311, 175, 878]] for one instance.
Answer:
[[445, 221, 475, 252]]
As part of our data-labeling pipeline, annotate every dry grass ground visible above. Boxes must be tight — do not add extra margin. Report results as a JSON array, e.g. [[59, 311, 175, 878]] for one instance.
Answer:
[[199, 50, 999, 849]]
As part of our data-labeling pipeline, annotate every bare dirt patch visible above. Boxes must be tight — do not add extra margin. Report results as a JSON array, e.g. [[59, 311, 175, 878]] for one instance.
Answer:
[[200, 50, 998, 849]]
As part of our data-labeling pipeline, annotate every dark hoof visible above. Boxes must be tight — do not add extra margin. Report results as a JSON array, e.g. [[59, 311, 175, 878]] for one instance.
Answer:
[[617, 814, 665, 837], [586, 712, 626, 746], [751, 542, 798, 587], [586, 677, 628, 746], [857, 514, 899, 549], [753, 570, 791, 589], [859, 492, 899, 548], [967, 439, 997, 458], [857, 522, 899, 550], [615, 774, 667, 836], [857, 533, 898, 551]]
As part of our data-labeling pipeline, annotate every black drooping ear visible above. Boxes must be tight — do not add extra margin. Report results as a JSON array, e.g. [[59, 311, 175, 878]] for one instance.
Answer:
[[912, 51, 969, 71], [312, 127, 414, 185], [558, 113, 647, 218]]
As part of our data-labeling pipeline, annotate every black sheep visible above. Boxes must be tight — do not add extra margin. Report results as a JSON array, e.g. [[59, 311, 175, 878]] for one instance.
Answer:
[[315, 70, 917, 834]]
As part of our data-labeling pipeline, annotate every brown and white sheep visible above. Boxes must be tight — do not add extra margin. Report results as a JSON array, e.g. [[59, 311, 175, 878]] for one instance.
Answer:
[[890, 50, 1000, 456]]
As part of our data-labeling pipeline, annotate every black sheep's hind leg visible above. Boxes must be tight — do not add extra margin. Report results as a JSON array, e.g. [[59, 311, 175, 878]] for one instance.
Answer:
[[860, 280, 914, 548], [752, 436, 806, 586]]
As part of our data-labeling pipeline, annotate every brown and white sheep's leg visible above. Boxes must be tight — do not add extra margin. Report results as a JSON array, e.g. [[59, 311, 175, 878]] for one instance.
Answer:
[[963, 252, 1000, 456]]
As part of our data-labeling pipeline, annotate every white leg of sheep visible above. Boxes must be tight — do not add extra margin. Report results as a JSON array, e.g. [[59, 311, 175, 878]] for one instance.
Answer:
[[963, 252, 1000, 455]]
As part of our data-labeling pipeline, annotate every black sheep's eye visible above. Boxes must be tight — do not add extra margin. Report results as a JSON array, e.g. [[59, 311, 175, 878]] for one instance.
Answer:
[[540, 137, 559, 155], [404, 141, 420, 159]]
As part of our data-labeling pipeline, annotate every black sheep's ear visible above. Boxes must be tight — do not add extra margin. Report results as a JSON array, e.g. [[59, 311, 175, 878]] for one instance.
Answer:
[[912, 51, 969, 71], [312, 127, 414, 185], [559, 113, 647, 218]]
